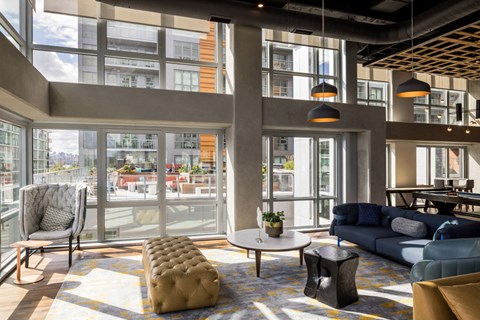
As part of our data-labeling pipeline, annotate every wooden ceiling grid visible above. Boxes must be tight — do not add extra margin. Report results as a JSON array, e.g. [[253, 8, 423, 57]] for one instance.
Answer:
[[368, 23, 480, 80]]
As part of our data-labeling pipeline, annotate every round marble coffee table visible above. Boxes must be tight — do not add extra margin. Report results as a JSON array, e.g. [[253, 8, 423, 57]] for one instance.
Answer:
[[227, 228, 312, 277]]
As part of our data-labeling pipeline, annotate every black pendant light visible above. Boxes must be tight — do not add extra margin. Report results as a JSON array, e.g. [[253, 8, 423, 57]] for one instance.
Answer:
[[311, 82, 338, 98], [307, 103, 340, 123], [307, 0, 340, 122], [395, 0, 431, 98]]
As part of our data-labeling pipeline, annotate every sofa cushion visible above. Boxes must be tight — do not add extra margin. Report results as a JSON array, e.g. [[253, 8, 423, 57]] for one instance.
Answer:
[[441, 222, 480, 240], [391, 217, 427, 238], [376, 236, 431, 266], [411, 212, 467, 239], [335, 225, 400, 252], [433, 220, 459, 240], [438, 282, 480, 320], [332, 203, 360, 225], [357, 204, 382, 226], [40, 205, 74, 231]]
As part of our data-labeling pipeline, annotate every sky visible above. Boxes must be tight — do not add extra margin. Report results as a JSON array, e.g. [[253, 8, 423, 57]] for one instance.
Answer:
[[49, 130, 79, 155], [31, 0, 83, 82]]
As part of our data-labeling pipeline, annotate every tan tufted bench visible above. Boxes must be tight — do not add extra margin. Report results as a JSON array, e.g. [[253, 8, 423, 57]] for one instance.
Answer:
[[142, 236, 219, 314]]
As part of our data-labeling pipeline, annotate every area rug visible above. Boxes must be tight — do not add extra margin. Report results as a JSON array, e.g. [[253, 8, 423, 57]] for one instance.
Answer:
[[45, 238, 413, 320]]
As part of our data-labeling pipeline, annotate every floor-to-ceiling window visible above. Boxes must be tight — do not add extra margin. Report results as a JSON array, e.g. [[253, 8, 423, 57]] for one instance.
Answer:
[[357, 80, 390, 119], [414, 89, 465, 124], [23, 0, 224, 93], [262, 30, 339, 101], [416, 145, 466, 185], [0, 119, 23, 273], [30, 126, 224, 242], [262, 134, 339, 229]]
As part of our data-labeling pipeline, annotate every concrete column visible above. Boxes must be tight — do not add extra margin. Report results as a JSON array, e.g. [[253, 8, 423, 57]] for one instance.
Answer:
[[225, 25, 263, 232], [391, 141, 417, 204], [344, 41, 358, 104], [391, 70, 414, 122]]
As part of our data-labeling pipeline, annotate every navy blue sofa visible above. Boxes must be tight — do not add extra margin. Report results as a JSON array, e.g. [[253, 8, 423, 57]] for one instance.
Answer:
[[329, 203, 472, 266]]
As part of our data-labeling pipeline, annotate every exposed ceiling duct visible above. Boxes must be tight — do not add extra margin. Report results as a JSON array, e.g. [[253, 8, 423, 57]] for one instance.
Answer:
[[96, 0, 480, 45]]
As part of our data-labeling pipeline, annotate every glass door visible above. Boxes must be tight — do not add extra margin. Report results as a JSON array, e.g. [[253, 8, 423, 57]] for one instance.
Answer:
[[104, 131, 162, 240], [164, 132, 221, 235]]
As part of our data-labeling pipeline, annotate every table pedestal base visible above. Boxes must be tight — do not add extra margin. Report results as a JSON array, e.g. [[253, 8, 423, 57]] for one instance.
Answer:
[[14, 274, 44, 285]]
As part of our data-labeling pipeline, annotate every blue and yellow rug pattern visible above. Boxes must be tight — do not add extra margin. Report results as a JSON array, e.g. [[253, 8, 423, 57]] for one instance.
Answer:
[[46, 239, 412, 319]]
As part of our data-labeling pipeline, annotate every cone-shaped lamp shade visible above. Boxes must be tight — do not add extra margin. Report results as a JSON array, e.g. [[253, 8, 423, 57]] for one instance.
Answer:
[[395, 78, 431, 98], [307, 103, 340, 122], [311, 81, 338, 98]]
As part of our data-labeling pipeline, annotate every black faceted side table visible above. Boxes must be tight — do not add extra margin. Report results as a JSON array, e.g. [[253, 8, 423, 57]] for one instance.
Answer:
[[304, 245, 359, 308]]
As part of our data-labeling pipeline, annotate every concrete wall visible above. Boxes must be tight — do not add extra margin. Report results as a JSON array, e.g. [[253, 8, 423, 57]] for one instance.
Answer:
[[0, 32, 49, 120], [49, 83, 233, 126]]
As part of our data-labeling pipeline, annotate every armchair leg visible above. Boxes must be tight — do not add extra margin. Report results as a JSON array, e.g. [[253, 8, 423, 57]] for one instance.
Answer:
[[25, 247, 30, 268], [68, 236, 73, 267], [77, 235, 81, 250]]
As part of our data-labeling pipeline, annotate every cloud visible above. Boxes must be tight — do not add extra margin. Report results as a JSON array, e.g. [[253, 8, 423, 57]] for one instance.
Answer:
[[49, 130, 79, 155], [33, 51, 78, 82], [32, 0, 81, 48]]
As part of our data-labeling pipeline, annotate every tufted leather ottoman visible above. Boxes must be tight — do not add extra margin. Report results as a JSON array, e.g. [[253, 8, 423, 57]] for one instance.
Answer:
[[142, 236, 219, 314]]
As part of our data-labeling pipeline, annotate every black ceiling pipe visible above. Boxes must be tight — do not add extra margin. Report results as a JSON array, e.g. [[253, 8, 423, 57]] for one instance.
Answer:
[[97, 0, 480, 45]]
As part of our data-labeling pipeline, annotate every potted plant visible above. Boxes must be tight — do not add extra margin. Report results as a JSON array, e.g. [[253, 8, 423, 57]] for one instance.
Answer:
[[262, 211, 285, 238]]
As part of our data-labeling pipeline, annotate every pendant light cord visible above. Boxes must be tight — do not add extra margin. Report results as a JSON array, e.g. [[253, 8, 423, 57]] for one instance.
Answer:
[[322, 0, 325, 99], [411, 0, 414, 75]]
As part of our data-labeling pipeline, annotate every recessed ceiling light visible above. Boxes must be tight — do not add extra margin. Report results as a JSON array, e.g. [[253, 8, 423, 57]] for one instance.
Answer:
[[258, 3, 264, 8]]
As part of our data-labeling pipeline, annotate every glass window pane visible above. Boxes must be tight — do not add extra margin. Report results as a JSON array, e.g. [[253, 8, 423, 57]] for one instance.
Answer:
[[33, 0, 97, 49], [80, 208, 97, 241], [105, 206, 160, 240], [166, 26, 216, 62], [273, 200, 314, 228], [0, 216, 21, 265], [105, 57, 159, 88], [262, 42, 268, 68], [166, 204, 217, 235], [357, 80, 367, 100], [319, 138, 335, 196], [32, 129, 98, 204], [273, 137, 313, 198], [273, 43, 314, 73], [0, 120, 21, 216], [416, 147, 428, 185], [430, 107, 447, 124], [430, 147, 446, 179], [430, 89, 446, 106], [414, 106, 428, 123], [166, 64, 216, 93], [318, 198, 335, 225], [0, 0, 20, 33], [448, 91, 463, 107], [107, 20, 157, 54], [448, 148, 463, 178], [106, 133, 158, 202], [0, 24, 20, 49], [33, 51, 97, 84], [272, 74, 315, 100], [319, 48, 336, 76], [262, 136, 268, 199], [166, 133, 217, 200]]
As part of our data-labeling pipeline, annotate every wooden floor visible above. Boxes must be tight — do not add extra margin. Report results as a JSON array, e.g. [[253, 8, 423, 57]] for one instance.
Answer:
[[0, 232, 328, 320]]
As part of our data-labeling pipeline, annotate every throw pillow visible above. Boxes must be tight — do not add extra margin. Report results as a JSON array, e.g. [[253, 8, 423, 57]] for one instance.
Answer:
[[357, 204, 381, 226], [433, 220, 459, 240], [438, 282, 480, 320], [391, 217, 427, 238], [40, 206, 74, 231]]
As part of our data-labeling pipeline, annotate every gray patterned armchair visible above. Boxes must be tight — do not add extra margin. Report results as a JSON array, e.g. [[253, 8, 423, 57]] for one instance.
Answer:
[[19, 184, 87, 267]]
